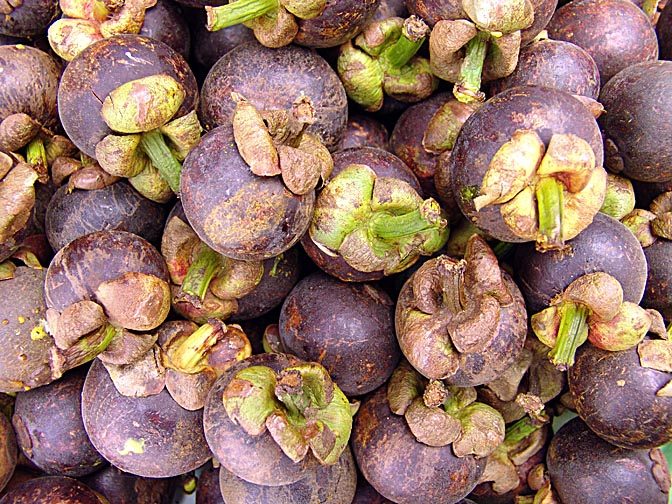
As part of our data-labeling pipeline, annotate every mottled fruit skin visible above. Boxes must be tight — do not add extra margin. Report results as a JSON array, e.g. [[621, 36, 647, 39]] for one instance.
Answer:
[[0, 475, 107, 504], [569, 341, 672, 450], [139, 0, 192, 61], [547, 0, 659, 83], [0, 0, 60, 38], [195, 462, 223, 504], [0, 44, 61, 128], [0, 413, 17, 494], [352, 386, 486, 504], [58, 34, 199, 158], [488, 39, 600, 99], [203, 353, 320, 487], [599, 61, 672, 183], [448, 85, 603, 243], [512, 212, 648, 314], [81, 359, 211, 478], [217, 447, 357, 504], [45, 181, 169, 252], [641, 239, 672, 320], [180, 123, 314, 261], [547, 417, 670, 504], [0, 266, 52, 393], [278, 271, 400, 397], [294, 0, 381, 48], [659, 0, 672, 61], [198, 42, 347, 152], [11, 367, 105, 477]]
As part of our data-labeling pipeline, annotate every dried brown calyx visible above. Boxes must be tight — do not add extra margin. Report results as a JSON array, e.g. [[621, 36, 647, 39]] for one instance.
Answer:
[[472, 129, 607, 252], [231, 92, 333, 196], [395, 234, 524, 381]]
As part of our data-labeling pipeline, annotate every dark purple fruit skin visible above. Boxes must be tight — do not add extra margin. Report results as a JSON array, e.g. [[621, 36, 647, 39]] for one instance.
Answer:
[[217, 447, 357, 504], [569, 341, 672, 450], [389, 91, 454, 200], [599, 61, 672, 183], [512, 212, 648, 314], [45, 181, 169, 253], [278, 272, 400, 397], [44, 229, 170, 312], [195, 462, 224, 504], [0, 475, 106, 504], [81, 464, 178, 504], [198, 42, 348, 152], [488, 39, 600, 99], [0, 266, 52, 393], [448, 85, 604, 243], [547, 0, 658, 83], [11, 367, 106, 478], [547, 416, 670, 504], [81, 359, 211, 479], [352, 386, 486, 504], [58, 34, 199, 158], [180, 123, 314, 261], [232, 246, 303, 321], [203, 352, 320, 487], [294, 0, 380, 48], [641, 239, 672, 320], [658, 0, 672, 61], [139, 0, 191, 61], [0, 0, 60, 38], [0, 413, 17, 494], [337, 114, 389, 152], [0, 44, 61, 128], [301, 146, 422, 282]]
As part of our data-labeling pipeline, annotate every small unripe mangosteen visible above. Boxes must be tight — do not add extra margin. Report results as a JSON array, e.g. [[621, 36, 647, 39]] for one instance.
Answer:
[[547, 416, 670, 504], [11, 366, 106, 477]]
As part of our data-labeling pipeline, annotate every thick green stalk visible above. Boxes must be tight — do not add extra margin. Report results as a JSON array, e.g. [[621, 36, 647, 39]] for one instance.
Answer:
[[536, 176, 564, 250], [140, 129, 182, 194], [206, 0, 279, 31], [548, 303, 589, 370], [181, 244, 224, 301], [454, 30, 490, 103], [369, 207, 443, 241], [26, 137, 47, 171], [381, 27, 426, 70]]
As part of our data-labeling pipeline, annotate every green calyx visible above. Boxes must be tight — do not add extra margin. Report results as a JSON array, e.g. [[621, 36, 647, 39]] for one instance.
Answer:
[[205, 0, 326, 32], [96, 75, 201, 195], [336, 16, 436, 112], [223, 362, 353, 465], [309, 163, 449, 275]]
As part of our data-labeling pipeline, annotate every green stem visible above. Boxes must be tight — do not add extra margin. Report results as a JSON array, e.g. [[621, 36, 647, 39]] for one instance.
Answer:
[[206, 0, 279, 31], [548, 303, 589, 370], [181, 244, 224, 301], [170, 321, 221, 372], [381, 18, 428, 69], [369, 206, 442, 241], [140, 129, 182, 194], [454, 30, 489, 104], [503, 415, 543, 447], [26, 137, 47, 171], [536, 176, 564, 251]]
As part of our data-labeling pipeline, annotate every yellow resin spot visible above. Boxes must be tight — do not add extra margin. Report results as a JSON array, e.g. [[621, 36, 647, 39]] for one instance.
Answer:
[[118, 438, 146, 455]]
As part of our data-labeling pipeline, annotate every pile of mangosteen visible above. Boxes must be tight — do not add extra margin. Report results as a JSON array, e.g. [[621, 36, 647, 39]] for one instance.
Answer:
[[1, 0, 672, 502]]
